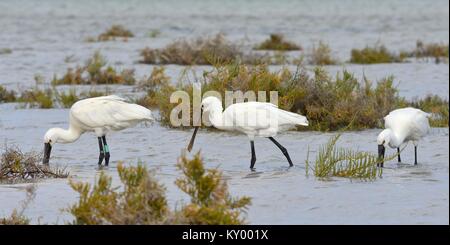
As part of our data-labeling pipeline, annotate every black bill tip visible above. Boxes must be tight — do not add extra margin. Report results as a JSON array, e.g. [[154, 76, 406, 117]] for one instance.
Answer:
[[187, 126, 199, 152], [43, 143, 52, 165], [377, 144, 385, 167]]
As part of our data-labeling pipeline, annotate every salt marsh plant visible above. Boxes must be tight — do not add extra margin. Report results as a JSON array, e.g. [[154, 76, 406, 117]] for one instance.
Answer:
[[254, 34, 301, 51], [407, 40, 449, 63], [350, 44, 404, 64], [148, 29, 161, 38], [52, 51, 136, 85], [176, 153, 251, 224], [0, 48, 12, 55], [0, 85, 17, 103], [95, 25, 134, 41], [135, 66, 171, 108], [150, 63, 410, 131], [309, 41, 337, 65], [68, 163, 170, 225], [11, 82, 107, 109], [0, 146, 68, 184], [305, 134, 383, 180], [18, 88, 54, 109], [409, 95, 449, 127], [139, 34, 242, 65], [67, 153, 250, 225]]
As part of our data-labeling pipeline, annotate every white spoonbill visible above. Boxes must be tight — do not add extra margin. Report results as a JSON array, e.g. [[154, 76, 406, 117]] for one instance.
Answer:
[[43, 95, 153, 166], [187, 96, 309, 170], [377, 107, 431, 167]]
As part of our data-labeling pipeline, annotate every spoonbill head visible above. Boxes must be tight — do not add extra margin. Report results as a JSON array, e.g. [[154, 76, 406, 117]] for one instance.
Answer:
[[377, 107, 431, 167], [43, 95, 153, 166], [188, 96, 309, 170]]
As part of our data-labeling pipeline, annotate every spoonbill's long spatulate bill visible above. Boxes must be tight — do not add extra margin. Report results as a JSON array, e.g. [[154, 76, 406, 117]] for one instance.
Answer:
[[187, 126, 199, 152]]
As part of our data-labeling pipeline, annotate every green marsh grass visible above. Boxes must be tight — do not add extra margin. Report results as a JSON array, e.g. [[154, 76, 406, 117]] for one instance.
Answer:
[[52, 51, 136, 85], [0, 48, 12, 55], [350, 44, 404, 64], [305, 134, 383, 180], [0, 85, 17, 103]]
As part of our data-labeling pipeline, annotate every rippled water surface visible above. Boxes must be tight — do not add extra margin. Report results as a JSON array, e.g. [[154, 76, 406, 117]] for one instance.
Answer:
[[0, 0, 448, 224]]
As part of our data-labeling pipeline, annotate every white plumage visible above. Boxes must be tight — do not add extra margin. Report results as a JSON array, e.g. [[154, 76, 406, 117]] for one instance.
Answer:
[[377, 107, 431, 166], [70, 95, 153, 135], [42, 95, 153, 165], [188, 96, 308, 170], [215, 101, 309, 139]]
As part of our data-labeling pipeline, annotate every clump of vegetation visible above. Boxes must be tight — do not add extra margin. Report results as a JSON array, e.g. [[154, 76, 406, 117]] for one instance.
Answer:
[[305, 134, 383, 180], [0, 48, 12, 55], [139, 34, 243, 65], [0, 147, 68, 184], [135, 66, 171, 108], [68, 163, 170, 225], [407, 40, 449, 63], [254, 34, 301, 51], [151, 63, 411, 131], [309, 41, 337, 65], [409, 95, 449, 127], [176, 153, 251, 224], [7, 82, 107, 109], [17, 87, 54, 109], [52, 51, 136, 85], [56, 89, 107, 108], [0, 185, 35, 225], [148, 29, 161, 38], [67, 153, 250, 225], [0, 85, 17, 103], [93, 25, 134, 41], [350, 44, 404, 64]]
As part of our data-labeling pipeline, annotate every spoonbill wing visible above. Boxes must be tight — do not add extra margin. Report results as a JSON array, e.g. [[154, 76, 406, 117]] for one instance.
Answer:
[[223, 102, 308, 130], [71, 95, 153, 131], [384, 107, 430, 139]]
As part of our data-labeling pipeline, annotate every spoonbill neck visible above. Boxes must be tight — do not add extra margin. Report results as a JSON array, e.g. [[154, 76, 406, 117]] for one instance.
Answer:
[[54, 126, 83, 144], [207, 104, 225, 129], [385, 129, 405, 148]]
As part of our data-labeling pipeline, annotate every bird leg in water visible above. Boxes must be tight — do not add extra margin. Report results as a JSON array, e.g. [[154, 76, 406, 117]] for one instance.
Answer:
[[97, 137, 105, 165], [250, 141, 256, 171], [268, 137, 293, 167], [102, 136, 110, 166], [414, 146, 418, 165], [397, 148, 401, 162]]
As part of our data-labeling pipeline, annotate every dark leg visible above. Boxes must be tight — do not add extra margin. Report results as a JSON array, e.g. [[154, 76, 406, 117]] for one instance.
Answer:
[[102, 136, 110, 166], [397, 148, 401, 162], [414, 146, 418, 165], [250, 141, 256, 170], [97, 137, 104, 165], [268, 137, 293, 167]]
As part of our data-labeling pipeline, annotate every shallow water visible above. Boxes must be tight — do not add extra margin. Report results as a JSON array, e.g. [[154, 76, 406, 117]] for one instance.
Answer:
[[0, 0, 449, 224], [0, 107, 448, 224]]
